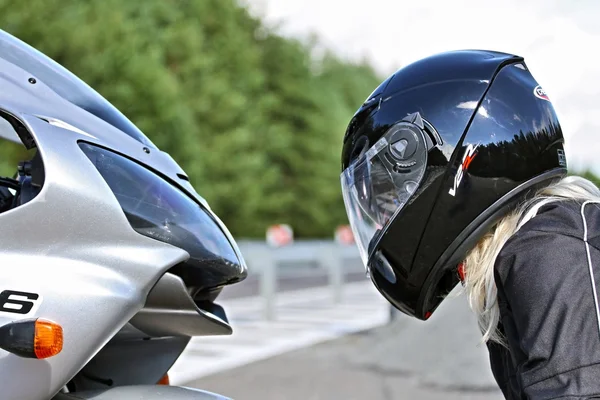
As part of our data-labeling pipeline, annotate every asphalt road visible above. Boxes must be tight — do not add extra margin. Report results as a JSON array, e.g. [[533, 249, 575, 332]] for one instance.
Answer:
[[189, 290, 504, 400]]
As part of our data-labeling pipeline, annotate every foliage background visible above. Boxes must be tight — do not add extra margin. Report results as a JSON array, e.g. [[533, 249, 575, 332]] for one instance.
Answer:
[[0, 0, 596, 237]]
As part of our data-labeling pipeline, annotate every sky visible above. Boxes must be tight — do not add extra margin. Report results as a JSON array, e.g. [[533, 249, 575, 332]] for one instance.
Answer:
[[244, 0, 600, 174]]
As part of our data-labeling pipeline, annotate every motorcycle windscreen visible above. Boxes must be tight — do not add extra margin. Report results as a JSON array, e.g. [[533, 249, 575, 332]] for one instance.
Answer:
[[0, 29, 155, 148], [79, 143, 245, 287], [340, 121, 428, 267]]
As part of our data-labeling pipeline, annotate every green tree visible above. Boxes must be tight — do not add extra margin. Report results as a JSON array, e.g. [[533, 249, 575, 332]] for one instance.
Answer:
[[0, 0, 382, 238]]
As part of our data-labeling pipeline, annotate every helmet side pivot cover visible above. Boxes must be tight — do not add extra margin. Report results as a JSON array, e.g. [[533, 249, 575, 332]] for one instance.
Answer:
[[340, 50, 566, 320]]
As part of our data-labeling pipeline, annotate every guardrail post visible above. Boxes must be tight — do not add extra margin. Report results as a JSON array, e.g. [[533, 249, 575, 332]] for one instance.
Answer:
[[389, 304, 400, 323], [259, 248, 277, 321], [321, 244, 343, 303]]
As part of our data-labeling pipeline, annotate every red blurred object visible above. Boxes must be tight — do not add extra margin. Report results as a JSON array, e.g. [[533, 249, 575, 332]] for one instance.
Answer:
[[457, 262, 466, 283], [335, 225, 355, 246], [266, 224, 294, 247]]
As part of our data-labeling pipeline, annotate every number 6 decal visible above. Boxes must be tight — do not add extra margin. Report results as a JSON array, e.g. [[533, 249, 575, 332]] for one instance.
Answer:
[[0, 291, 40, 315]]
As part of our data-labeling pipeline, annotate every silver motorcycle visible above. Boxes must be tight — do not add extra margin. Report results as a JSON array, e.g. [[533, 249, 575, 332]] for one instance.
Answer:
[[0, 28, 247, 400]]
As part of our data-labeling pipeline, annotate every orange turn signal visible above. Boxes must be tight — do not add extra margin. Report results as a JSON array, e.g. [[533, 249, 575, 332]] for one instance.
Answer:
[[34, 319, 63, 359], [0, 318, 63, 359], [157, 374, 170, 385]]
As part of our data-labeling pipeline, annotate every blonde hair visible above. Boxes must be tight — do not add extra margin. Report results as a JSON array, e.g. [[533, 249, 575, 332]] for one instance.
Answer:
[[463, 175, 600, 345]]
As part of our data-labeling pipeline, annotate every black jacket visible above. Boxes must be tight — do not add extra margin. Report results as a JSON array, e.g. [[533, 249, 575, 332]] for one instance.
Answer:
[[487, 200, 600, 399]]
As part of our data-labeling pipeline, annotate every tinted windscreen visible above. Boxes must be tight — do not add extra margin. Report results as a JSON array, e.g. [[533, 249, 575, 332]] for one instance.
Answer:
[[0, 29, 155, 148]]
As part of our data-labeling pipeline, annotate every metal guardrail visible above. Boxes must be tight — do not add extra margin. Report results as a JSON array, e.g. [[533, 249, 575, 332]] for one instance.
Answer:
[[236, 240, 364, 320]]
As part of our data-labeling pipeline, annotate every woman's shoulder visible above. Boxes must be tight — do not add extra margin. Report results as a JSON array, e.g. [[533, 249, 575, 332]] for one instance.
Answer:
[[495, 200, 597, 278], [518, 199, 599, 240]]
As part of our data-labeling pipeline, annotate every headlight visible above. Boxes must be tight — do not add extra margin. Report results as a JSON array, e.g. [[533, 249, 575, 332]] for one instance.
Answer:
[[79, 143, 247, 291]]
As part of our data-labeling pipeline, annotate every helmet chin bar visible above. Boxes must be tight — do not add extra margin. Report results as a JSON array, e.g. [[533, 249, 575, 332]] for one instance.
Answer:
[[415, 168, 566, 320]]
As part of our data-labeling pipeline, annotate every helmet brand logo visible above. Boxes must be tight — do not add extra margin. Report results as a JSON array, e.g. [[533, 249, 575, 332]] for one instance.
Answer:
[[449, 143, 478, 197], [557, 149, 567, 167], [534, 85, 550, 101]]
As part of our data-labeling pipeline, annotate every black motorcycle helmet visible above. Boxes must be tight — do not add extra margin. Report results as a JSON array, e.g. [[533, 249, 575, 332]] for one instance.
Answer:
[[340, 50, 567, 320]]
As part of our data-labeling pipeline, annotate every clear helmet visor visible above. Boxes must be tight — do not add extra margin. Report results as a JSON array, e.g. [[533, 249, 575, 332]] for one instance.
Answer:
[[341, 116, 429, 267]]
